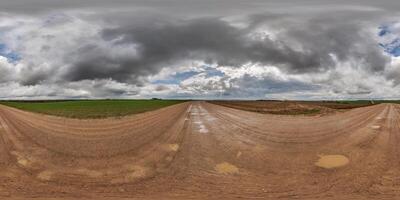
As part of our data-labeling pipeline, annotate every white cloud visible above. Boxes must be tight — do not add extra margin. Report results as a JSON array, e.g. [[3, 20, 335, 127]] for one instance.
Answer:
[[0, 56, 16, 83]]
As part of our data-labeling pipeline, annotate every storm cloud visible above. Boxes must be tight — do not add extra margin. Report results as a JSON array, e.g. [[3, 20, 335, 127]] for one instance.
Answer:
[[63, 14, 390, 82]]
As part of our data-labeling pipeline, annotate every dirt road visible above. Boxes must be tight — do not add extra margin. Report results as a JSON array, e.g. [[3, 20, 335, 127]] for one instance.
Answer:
[[0, 101, 399, 199]]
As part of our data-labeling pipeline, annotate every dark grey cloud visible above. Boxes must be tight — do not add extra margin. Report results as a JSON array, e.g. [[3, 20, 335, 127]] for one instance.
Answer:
[[279, 16, 391, 72], [2, 0, 400, 15], [62, 13, 390, 84]]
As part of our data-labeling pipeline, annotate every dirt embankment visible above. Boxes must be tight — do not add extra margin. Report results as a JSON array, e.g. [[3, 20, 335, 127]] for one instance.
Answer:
[[0, 102, 400, 199]]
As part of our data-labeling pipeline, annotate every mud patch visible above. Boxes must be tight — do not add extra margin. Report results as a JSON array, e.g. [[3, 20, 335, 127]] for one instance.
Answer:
[[315, 155, 349, 169], [37, 170, 53, 181], [371, 125, 381, 130], [11, 151, 31, 167], [111, 165, 148, 184], [17, 158, 29, 166], [215, 162, 239, 174], [126, 165, 147, 178], [236, 151, 242, 158], [168, 144, 179, 152]]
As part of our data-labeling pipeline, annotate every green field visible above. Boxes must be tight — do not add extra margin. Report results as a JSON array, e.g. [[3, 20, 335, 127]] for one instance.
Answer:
[[0, 100, 186, 119]]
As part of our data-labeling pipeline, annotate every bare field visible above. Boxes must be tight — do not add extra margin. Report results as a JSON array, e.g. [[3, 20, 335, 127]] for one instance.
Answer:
[[0, 101, 400, 199], [209, 100, 375, 115]]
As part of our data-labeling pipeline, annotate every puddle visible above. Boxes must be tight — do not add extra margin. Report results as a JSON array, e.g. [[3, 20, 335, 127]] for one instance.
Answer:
[[187, 105, 193, 113], [126, 165, 147, 179], [376, 117, 383, 120], [17, 158, 29, 166], [236, 151, 242, 158], [315, 155, 349, 169], [11, 151, 31, 167], [127, 165, 147, 177], [371, 125, 381, 130], [37, 170, 53, 181], [199, 125, 209, 133], [112, 165, 148, 184], [168, 144, 179, 152], [215, 162, 239, 174]]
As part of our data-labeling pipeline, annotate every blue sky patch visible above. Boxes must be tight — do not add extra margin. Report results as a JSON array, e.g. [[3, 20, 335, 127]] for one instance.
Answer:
[[378, 25, 390, 37], [380, 38, 400, 57], [0, 43, 21, 63], [378, 24, 400, 57]]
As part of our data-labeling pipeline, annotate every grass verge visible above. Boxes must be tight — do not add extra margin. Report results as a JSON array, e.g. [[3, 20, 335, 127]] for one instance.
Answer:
[[0, 99, 186, 119]]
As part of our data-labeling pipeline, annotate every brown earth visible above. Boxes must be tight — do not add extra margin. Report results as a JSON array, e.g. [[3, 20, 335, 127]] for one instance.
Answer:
[[209, 100, 373, 115], [0, 101, 400, 199]]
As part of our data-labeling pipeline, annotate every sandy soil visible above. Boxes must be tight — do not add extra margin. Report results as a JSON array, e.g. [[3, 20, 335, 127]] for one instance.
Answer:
[[0, 101, 399, 199]]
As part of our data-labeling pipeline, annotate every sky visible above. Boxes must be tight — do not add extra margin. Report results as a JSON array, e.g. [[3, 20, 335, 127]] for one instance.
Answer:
[[0, 0, 400, 100]]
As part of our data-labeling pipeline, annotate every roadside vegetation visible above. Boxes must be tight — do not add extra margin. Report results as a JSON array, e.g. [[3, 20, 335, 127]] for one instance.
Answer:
[[0, 99, 186, 119]]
